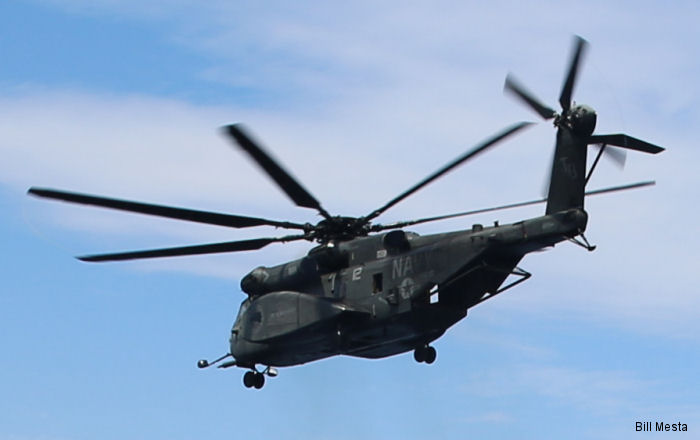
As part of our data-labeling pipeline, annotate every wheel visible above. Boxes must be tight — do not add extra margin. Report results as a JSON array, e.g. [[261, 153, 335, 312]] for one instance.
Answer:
[[413, 347, 425, 363], [424, 346, 437, 364], [253, 372, 265, 389], [243, 371, 256, 388]]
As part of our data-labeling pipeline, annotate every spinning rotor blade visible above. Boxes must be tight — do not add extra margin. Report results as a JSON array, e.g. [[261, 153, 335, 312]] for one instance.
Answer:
[[592, 144, 627, 169], [78, 234, 307, 262], [28, 188, 307, 230], [361, 121, 533, 224], [559, 36, 588, 112], [504, 74, 557, 120], [588, 134, 665, 154], [224, 124, 333, 220], [372, 181, 656, 231]]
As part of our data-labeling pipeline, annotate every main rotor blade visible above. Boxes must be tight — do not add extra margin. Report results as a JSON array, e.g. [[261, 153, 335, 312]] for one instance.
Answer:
[[28, 188, 307, 230], [372, 181, 656, 231], [78, 234, 307, 262], [559, 36, 588, 112], [361, 121, 533, 224], [582, 180, 655, 196], [588, 134, 665, 154], [224, 124, 333, 220], [504, 74, 557, 120]]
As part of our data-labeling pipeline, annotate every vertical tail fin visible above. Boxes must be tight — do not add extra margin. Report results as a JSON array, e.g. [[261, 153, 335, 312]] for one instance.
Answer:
[[545, 129, 588, 215], [544, 129, 665, 215]]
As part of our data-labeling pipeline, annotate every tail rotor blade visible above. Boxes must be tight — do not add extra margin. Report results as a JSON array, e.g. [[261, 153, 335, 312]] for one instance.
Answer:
[[559, 36, 588, 112], [504, 74, 557, 120], [592, 144, 627, 169]]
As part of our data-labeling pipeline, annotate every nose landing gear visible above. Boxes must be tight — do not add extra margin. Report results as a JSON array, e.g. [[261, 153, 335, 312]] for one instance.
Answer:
[[413, 345, 437, 364], [242, 366, 278, 389], [243, 371, 265, 389]]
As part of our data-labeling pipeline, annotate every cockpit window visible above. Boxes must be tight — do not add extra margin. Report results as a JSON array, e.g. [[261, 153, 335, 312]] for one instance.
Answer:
[[236, 299, 250, 320]]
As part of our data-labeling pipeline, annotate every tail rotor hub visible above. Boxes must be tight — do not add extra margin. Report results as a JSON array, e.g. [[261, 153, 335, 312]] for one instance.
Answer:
[[559, 104, 597, 137]]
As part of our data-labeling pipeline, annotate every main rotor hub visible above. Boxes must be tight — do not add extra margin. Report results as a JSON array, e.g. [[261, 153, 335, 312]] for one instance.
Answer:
[[313, 216, 369, 242]]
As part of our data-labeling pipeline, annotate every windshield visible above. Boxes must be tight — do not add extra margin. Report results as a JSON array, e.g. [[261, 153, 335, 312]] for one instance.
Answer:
[[232, 298, 251, 332]]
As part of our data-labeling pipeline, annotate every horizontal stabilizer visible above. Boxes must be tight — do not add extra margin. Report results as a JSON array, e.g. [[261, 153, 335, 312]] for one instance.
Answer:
[[588, 134, 664, 154]]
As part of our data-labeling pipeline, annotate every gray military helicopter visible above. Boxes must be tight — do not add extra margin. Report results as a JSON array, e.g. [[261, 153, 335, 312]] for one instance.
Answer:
[[29, 36, 663, 389]]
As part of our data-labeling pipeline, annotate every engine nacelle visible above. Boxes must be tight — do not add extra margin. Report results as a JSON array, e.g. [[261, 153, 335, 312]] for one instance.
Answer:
[[240, 266, 271, 295], [240, 256, 326, 296]]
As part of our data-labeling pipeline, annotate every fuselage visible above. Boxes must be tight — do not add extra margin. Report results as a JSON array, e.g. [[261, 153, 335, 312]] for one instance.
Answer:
[[230, 208, 588, 368]]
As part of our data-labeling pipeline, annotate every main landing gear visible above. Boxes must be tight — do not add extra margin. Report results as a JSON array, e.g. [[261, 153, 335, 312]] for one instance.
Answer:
[[413, 345, 437, 364], [242, 366, 278, 390]]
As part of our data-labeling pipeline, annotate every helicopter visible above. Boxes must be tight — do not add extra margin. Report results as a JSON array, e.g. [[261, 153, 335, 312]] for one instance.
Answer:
[[28, 36, 663, 389]]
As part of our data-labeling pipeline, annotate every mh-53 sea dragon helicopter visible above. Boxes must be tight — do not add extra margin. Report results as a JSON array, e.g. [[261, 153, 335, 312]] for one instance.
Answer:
[[29, 36, 663, 389]]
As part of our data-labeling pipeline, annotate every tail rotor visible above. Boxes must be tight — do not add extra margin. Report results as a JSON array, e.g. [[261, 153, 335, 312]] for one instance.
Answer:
[[504, 35, 664, 214]]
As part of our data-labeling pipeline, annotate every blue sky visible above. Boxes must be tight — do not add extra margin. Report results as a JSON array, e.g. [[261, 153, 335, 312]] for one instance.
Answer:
[[1, 1, 699, 439]]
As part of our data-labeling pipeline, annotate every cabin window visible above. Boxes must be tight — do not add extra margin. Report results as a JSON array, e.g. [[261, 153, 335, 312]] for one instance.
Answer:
[[372, 273, 383, 293]]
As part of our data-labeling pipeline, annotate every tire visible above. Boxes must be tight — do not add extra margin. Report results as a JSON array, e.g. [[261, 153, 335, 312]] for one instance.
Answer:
[[254, 373, 265, 389], [243, 371, 256, 388], [424, 346, 437, 364], [413, 347, 425, 363]]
